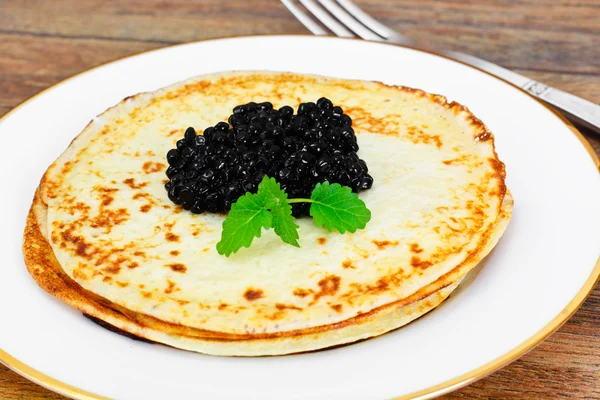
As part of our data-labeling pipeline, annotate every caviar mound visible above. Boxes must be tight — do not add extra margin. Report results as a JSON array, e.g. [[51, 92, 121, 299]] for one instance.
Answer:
[[164, 98, 373, 217]]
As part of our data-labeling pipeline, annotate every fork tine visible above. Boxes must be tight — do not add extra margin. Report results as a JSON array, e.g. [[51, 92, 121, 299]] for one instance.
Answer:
[[281, 0, 329, 35], [337, 0, 414, 44], [299, 0, 355, 37], [317, 0, 382, 40]]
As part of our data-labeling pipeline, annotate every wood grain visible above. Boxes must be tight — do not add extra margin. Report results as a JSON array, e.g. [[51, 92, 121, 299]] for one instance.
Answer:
[[0, 0, 598, 399]]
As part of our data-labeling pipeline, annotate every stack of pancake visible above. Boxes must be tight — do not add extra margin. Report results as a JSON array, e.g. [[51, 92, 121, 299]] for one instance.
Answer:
[[23, 71, 512, 356]]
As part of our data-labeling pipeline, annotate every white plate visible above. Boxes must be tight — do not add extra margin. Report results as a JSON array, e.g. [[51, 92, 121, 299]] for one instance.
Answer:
[[0, 36, 599, 400]]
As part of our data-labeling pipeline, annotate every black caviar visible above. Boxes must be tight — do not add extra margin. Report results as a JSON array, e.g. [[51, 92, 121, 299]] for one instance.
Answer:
[[164, 98, 373, 217]]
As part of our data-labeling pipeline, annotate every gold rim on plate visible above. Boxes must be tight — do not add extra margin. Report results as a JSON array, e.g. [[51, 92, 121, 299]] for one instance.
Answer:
[[0, 35, 598, 400]]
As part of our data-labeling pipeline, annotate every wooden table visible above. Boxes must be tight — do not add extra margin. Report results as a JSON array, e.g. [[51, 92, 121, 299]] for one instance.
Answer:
[[1, 1, 598, 398]]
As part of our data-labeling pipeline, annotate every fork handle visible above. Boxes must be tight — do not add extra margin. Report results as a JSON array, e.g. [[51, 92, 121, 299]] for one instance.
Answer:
[[442, 49, 600, 135], [522, 81, 600, 134]]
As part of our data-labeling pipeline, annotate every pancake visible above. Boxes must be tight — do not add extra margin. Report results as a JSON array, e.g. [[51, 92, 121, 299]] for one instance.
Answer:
[[24, 71, 512, 355], [25, 189, 511, 355]]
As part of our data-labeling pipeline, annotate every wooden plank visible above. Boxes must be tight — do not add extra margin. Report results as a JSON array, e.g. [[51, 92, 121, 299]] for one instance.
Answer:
[[0, 0, 598, 74], [0, 34, 161, 114]]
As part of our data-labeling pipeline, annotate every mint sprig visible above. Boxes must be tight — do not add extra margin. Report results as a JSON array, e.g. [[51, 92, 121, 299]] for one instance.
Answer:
[[215, 193, 273, 257], [216, 176, 371, 256], [308, 182, 371, 233], [255, 177, 300, 248]]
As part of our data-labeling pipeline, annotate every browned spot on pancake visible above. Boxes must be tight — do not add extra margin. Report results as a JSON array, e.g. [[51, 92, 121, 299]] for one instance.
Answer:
[[166, 263, 187, 273], [218, 303, 229, 310], [72, 269, 88, 280], [128, 107, 141, 118], [59, 231, 96, 260], [488, 157, 506, 180], [102, 276, 112, 283], [373, 279, 389, 292], [352, 245, 370, 259], [116, 281, 128, 288], [275, 303, 302, 311], [312, 275, 341, 304], [408, 125, 443, 148], [142, 195, 159, 209], [243, 288, 264, 301], [410, 243, 424, 253], [165, 232, 180, 242], [140, 204, 152, 213], [344, 106, 442, 147], [202, 247, 209, 252], [411, 256, 433, 269], [143, 161, 165, 174], [60, 161, 74, 175], [317, 237, 327, 245], [442, 154, 483, 168], [145, 150, 156, 157], [128, 262, 139, 269], [342, 267, 407, 300], [133, 251, 145, 257], [170, 250, 180, 256], [476, 131, 492, 141], [101, 196, 114, 207], [372, 240, 399, 250], [138, 284, 145, 289], [75, 241, 90, 257], [266, 310, 285, 321], [330, 304, 343, 313], [164, 221, 176, 229], [95, 186, 118, 193], [164, 280, 177, 294], [142, 291, 152, 298], [168, 129, 179, 137], [65, 201, 90, 216], [293, 288, 312, 298], [103, 265, 121, 274], [342, 259, 356, 269], [266, 303, 303, 320], [192, 229, 201, 236], [123, 178, 148, 190], [90, 208, 129, 233]]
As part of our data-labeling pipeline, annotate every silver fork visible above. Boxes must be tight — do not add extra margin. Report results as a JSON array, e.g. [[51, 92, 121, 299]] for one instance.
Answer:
[[281, 0, 600, 135]]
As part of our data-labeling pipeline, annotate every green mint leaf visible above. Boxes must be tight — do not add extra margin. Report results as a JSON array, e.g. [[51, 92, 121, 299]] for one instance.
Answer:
[[216, 193, 273, 256], [255, 176, 288, 210], [256, 176, 300, 247], [309, 181, 371, 234]]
